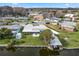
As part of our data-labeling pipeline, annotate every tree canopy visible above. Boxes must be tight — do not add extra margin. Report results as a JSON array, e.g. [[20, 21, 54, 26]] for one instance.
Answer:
[[39, 29, 52, 43], [0, 28, 13, 39]]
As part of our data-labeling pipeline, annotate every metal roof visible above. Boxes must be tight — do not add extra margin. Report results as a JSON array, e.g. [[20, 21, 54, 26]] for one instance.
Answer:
[[0, 25, 20, 30], [60, 21, 76, 28], [22, 24, 48, 32], [50, 36, 62, 46]]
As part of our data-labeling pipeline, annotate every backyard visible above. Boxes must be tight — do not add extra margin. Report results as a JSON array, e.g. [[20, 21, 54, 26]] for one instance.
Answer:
[[45, 23, 79, 48]]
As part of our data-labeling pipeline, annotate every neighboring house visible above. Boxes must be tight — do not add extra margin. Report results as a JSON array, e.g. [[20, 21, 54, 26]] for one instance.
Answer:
[[45, 18, 51, 24], [52, 17, 60, 21], [59, 21, 77, 32], [64, 18, 71, 21], [0, 25, 20, 30], [44, 17, 60, 25], [64, 14, 75, 21], [0, 17, 28, 20], [29, 13, 44, 20], [51, 17, 61, 25], [65, 14, 74, 18], [33, 20, 45, 25], [33, 14, 44, 20], [0, 25, 21, 34]]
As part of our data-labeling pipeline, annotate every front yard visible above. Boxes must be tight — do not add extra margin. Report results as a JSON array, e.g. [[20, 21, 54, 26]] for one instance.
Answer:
[[0, 35, 47, 46], [19, 35, 47, 45], [45, 23, 79, 48]]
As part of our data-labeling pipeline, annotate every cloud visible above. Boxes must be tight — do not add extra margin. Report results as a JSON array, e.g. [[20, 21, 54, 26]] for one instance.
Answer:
[[11, 3, 19, 7], [12, 3, 19, 5], [65, 3, 70, 7]]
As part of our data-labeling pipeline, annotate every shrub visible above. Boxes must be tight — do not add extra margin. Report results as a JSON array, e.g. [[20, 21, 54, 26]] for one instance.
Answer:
[[39, 48, 60, 56], [15, 40, 25, 45], [0, 28, 13, 39]]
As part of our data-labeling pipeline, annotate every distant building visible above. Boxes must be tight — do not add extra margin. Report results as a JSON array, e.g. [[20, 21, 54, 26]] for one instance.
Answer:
[[64, 14, 75, 21], [0, 17, 28, 20], [45, 18, 51, 24], [64, 18, 71, 21], [29, 13, 44, 20], [51, 17, 61, 23], [65, 14, 74, 18], [33, 14, 44, 20], [59, 21, 77, 32], [45, 17, 60, 25]]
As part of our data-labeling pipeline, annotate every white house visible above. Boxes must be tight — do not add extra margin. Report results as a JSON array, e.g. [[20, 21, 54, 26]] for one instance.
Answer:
[[22, 24, 48, 37], [22, 24, 60, 37], [23, 24, 48, 33]]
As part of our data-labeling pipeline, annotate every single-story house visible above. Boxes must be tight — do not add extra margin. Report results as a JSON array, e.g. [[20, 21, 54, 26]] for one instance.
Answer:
[[45, 18, 51, 23], [22, 24, 60, 37], [59, 21, 76, 32], [64, 18, 71, 21], [64, 14, 75, 21], [22, 24, 48, 37], [0, 25, 20, 30], [33, 20, 45, 25], [29, 13, 44, 20], [51, 17, 60, 25], [33, 14, 44, 20], [0, 25, 21, 35], [0, 17, 28, 20], [65, 14, 74, 18]]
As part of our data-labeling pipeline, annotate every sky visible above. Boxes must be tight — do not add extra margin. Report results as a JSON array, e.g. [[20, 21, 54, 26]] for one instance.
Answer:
[[0, 3, 79, 8]]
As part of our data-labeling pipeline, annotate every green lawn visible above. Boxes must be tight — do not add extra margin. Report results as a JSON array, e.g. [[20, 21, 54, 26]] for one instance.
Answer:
[[0, 35, 47, 45], [19, 35, 47, 45], [0, 39, 10, 44], [45, 24, 79, 48]]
